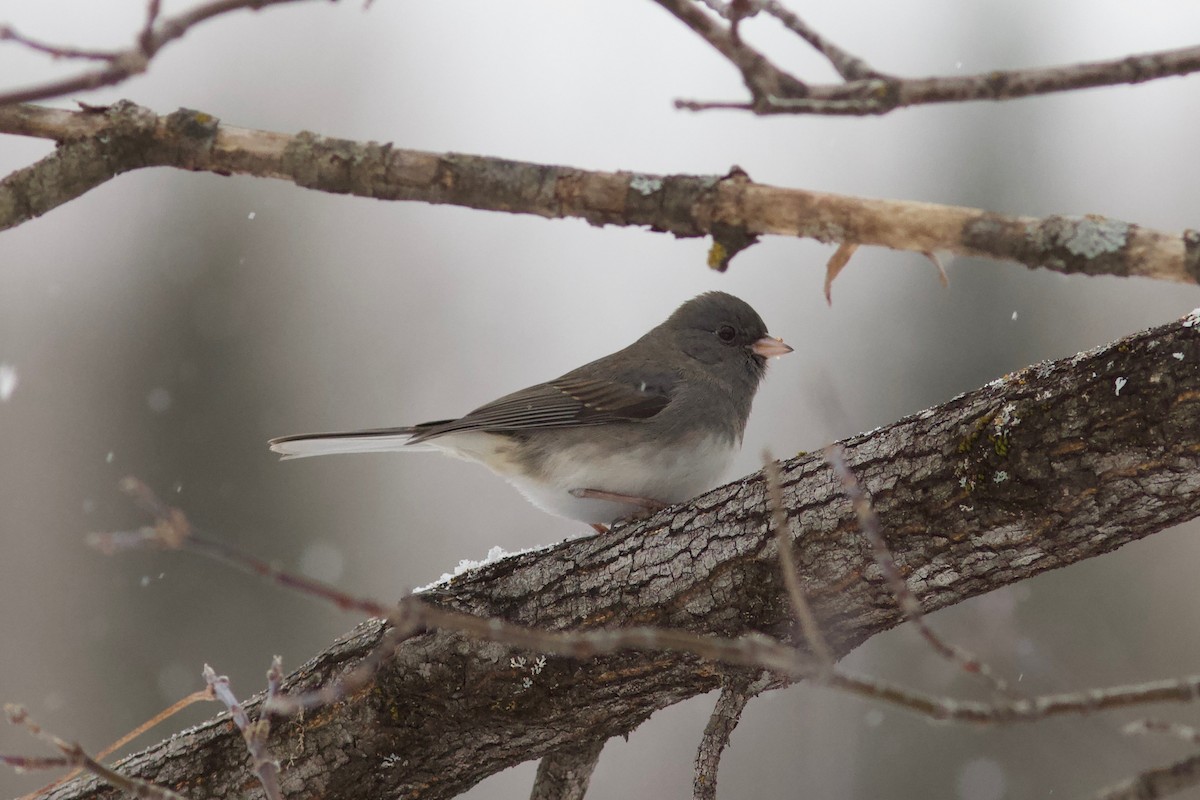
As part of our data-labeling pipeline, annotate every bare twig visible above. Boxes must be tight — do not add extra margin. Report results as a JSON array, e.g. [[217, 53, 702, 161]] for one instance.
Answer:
[[204, 661, 283, 800], [763, 454, 834, 669], [3, 102, 1197, 284], [0, 25, 119, 61], [529, 739, 606, 800], [87, 476, 394, 617], [693, 672, 773, 800], [18, 689, 213, 800], [92, 477, 1200, 731], [759, 2, 885, 81], [89, 477, 425, 716], [3, 0, 1198, 119], [825, 445, 1012, 697], [823, 241, 858, 304], [3, 705, 188, 800], [285, 596, 1200, 727], [676, 42, 1200, 116], [924, 251, 950, 287], [649, 0, 806, 100], [266, 657, 284, 701], [264, 620, 424, 715], [822, 673, 1200, 727], [139, 0, 164, 55], [0, 0, 327, 106], [1, 753, 70, 771], [74, 448, 1200, 800], [694, 0, 733, 19], [1098, 753, 1200, 800], [1125, 719, 1200, 744]]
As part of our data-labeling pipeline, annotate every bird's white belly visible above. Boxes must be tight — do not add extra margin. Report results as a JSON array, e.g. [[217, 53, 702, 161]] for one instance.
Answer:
[[506, 434, 737, 524]]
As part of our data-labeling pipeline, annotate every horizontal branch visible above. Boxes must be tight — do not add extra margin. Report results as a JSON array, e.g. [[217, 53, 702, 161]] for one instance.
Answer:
[[43, 311, 1200, 800], [798, 44, 1200, 113], [2, 101, 1197, 283], [671, 4, 1200, 117], [5, 0, 1196, 119]]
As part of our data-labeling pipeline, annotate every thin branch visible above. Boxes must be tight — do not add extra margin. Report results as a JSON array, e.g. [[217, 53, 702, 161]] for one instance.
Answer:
[[139, 0, 164, 55], [90, 476, 1200, 732], [825, 444, 1012, 697], [693, 672, 773, 800], [87, 477, 394, 618], [677, 42, 1200, 116], [694, 0, 734, 19], [204, 663, 284, 800], [1104, 721, 1200, 800], [529, 739, 606, 800], [92, 477, 1200, 732], [924, 250, 950, 287], [259, 601, 1200, 725], [763, 454, 834, 669], [1126, 720, 1200, 745], [823, 241, 858, 304], [17, 689, 213, 800], [1098, 753, 1200, 800], [0, 25, 119, 61], [3, 705, 188, 800], [0, 0, 325, 106], [2, 102, 1197, 284], [649, 0, 806, 100], [4, 0, 1197, 119], [758, 2, 886, 81]]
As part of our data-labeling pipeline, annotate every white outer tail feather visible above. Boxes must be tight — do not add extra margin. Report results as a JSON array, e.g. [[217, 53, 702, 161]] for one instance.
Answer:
[[269, 433, 438, 460]]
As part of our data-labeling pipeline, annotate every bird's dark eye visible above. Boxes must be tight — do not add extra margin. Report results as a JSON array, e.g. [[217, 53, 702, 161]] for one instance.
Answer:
[[716, 325, 737, 343]]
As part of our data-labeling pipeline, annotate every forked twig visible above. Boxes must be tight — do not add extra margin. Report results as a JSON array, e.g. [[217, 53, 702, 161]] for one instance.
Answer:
[[3, 705, 187, 800], [204, 661, 283, 800]]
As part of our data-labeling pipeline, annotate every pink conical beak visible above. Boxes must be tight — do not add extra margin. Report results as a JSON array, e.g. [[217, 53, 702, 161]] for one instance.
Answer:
[[751, 336, 793, 358]]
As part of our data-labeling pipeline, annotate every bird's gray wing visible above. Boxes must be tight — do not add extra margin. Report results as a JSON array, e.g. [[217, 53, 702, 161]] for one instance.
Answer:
[[407, 370, 677, 443]]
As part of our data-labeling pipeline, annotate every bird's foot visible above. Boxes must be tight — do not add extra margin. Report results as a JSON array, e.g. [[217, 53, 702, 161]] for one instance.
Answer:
[[572, 489, 668, 534]]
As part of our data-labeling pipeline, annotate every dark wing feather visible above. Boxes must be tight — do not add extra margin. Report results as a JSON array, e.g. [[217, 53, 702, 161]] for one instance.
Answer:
[[408, 371, 676, 443]]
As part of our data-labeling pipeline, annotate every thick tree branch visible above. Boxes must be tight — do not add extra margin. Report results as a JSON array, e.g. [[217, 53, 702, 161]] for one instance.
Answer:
[[529, 739, 606, 800], [37, 311, 1200, 800], [2, 101, 1197, 283], [693, 672, 773, 800]]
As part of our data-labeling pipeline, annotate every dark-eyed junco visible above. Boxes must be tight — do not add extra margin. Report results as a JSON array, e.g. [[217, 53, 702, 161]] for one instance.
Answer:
[[269, 292, 791, 530]]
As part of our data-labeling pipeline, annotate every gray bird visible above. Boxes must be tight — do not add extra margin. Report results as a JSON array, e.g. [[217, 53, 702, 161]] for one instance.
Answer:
[[269, 292, 792, 531]]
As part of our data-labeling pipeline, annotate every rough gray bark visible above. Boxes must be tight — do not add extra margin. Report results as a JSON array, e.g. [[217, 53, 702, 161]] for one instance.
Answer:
[[693, 672, 774, 800], [529, 740, 606, 800], [43, 313, 1200, 800]]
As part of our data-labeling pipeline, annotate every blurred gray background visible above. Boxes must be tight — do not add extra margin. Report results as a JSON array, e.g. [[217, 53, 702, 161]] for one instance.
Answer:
[[3, 1, 1200, 798]]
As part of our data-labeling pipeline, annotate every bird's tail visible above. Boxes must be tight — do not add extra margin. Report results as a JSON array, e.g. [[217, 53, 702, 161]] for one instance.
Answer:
[[268, 426, 442, 459]]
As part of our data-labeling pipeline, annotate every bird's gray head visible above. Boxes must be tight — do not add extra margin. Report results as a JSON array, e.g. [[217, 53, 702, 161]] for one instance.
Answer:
[[656, 291, 788, 386]]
